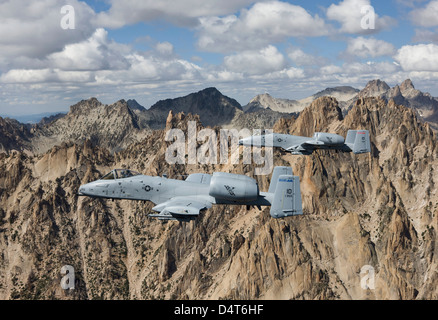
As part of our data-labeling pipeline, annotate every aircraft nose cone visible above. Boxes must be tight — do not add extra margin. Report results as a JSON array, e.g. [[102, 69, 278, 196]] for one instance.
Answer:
[[78, 184, 89, 196], [239, 137, 252, 146]]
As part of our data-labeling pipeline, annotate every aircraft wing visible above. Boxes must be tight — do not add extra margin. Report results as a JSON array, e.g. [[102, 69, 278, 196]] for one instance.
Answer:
[[301, 140, 325, 146], [287, 139, 346, 155], [149, 196, 213, 222], [285, 143, 315, 155]]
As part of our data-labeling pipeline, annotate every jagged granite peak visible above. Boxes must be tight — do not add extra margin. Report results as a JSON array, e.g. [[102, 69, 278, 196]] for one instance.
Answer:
[[392, 79, 418, 100], [358, 79, 391, 98], [272, 96, 342, 135], [67, 98, 138, 126], [69, 97, 103, 115], [69, 98, 137, 117], [244, 93, 299, 113], [305, 86, 360, 113], [349, 79, 438, 132], [313, 86, 359, 99], [379, 79, 438, 129], [165, 110, 203, 133], [149, 87, 242, 127], [399, 79, 431, 100], [228, 107, 289, 130], [31, 98, 148, 154], [392, 84, 402, 96], [383, 85, 409, 107], [288, 96, 343, 137], [400, 79, 415, 92], [347, 97, 436, 150], [151, 87, 242, 111], [127, 99, 146, 112]]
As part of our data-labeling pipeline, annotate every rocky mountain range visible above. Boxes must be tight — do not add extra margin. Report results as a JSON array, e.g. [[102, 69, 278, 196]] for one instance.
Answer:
[[1, 79, 436, 156], [245, 86, 359, 114], [0, 87, 284, 155], [31, 98, 150, 154], [379, 79, 438, 131], [246, 79, 438, 133], [0, 82, 437, 300]]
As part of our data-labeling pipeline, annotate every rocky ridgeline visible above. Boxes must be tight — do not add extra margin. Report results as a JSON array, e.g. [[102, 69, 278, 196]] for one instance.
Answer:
[[0, 117, 33, 154], [248, 79, 438, 133], [2, 80, 437, 158], [31, 98, 149, 154], [0, 96, 437, 300]]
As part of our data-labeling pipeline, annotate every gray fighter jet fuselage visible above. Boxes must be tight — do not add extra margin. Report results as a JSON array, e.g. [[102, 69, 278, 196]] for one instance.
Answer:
[[239, 130, 371, 155], [78, 167, 303, 222]]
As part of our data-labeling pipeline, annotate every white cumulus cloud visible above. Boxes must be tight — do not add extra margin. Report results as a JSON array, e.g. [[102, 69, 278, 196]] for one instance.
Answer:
[[223, 45, 287, 76], [0, 28, 203, 85], [48, 29, 131, 71], [197, 1, 330, 53], [345, 37, 396, 58], [287, 48, 326, 66], [326, 0, 396, 34], [394, 44, 438, 72], [410, 0, 438, 27], [96, 0, 257, 28], [0, 0, 96, 68]]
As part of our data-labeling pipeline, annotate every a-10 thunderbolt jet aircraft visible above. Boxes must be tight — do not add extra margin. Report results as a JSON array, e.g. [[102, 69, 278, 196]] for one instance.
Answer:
[[78, 167, 302, 222], [239, 130, 371, 156]]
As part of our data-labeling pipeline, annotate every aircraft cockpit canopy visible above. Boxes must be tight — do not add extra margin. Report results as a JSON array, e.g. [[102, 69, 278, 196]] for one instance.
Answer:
[[100, 169, 141, 180]]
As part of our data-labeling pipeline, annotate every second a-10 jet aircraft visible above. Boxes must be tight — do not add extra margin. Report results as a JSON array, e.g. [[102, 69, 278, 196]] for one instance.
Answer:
[[239, 130, 370, 155]]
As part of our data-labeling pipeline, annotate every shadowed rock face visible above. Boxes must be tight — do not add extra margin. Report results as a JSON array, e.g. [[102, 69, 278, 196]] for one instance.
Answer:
[[148, 87, 242, 128], [0, 96, 437, 300], [0, 117, 33, 153]]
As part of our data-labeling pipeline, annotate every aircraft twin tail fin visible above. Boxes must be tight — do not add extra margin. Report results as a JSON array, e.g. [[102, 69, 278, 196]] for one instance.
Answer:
[[269, 167, 303, 218], [345, 130, 371, 154]]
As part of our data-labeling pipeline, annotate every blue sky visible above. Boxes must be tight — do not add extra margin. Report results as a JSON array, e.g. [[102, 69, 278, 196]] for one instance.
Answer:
[[0, 0, 438, 117]]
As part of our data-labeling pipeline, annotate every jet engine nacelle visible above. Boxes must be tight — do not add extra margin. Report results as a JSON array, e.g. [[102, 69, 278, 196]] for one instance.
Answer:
[[209, 172, 259, 202], [313, 132, 345, 145]]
